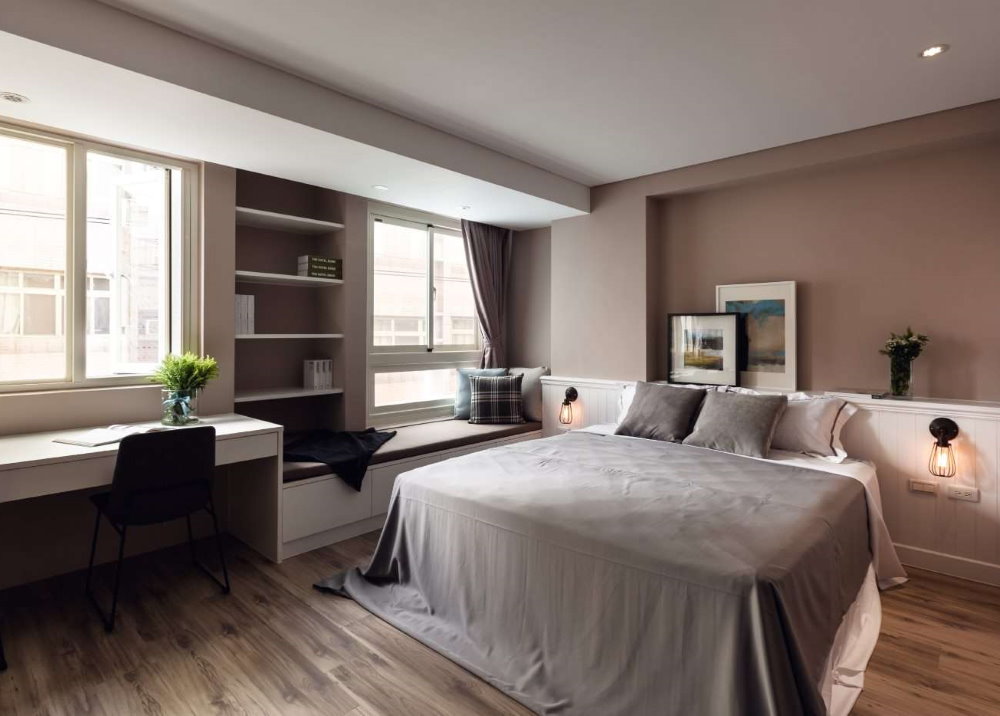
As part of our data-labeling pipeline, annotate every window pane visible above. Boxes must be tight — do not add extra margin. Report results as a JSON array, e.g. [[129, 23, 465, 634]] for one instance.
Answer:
[[372, 220, 428, 347], [373, 368, 457, 407], [433, 231, 477, 347], [86, 152, 169, 377], [0, 133, 67, 383]]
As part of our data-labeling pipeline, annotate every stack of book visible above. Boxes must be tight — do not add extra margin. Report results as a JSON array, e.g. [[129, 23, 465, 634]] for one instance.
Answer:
[[235, 294, 255, 335], [303, 359, 334, 389], [298, 255, 342, 279]]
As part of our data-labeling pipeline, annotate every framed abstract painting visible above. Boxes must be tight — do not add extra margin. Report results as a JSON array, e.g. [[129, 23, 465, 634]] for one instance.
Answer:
[[667, 313, 743, 387], [715, 281, 797, 391]]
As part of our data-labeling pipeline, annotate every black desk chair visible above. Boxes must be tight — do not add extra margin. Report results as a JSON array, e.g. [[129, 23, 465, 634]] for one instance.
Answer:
[[85, 426, 230, 632]]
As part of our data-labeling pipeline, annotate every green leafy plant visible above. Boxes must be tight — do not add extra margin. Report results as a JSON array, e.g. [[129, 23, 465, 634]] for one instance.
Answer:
[[879, 328, 929, 396], [879, 327, 929, 361], [150, 352, 219, 393]]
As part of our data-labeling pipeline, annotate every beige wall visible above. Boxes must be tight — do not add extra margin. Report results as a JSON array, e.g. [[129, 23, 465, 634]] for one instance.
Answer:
[[508, 227, 552, 368], [659, 138, 1000, 399], [549, 99, 1000, 398]]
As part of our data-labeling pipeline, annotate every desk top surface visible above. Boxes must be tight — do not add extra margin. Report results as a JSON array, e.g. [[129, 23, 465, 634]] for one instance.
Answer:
[[0, 414, 281, 473]]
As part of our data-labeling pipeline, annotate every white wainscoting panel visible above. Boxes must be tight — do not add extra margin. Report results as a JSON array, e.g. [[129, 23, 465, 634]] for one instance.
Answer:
[[541, 376, 1000, 586]]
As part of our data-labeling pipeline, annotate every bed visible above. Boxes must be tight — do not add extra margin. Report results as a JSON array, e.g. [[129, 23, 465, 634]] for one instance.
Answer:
[[319, 422, 906, 715]]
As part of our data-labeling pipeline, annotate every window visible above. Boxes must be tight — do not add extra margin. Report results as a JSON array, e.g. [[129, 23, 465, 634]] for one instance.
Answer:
[[368, 209, 479, 424], [0, 124, 197, 391]]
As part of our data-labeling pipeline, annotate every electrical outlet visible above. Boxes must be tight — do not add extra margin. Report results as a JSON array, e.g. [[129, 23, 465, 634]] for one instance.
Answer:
[[947, 485, 980, 502], [908, 479, 938, 494]]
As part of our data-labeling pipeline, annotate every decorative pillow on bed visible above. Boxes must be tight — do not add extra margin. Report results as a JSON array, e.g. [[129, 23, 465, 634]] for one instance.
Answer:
[[509, 366, 550, 422], [682, 391, 787, 458], [454, 367, 508, 419], [469, 374, 526, 425], [771, 393, 857, 463], [616, 381, 724, 424], [615, 382, 706, 442]]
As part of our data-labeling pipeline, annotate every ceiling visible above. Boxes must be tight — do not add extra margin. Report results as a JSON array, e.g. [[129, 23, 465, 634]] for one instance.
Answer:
[[0, 31, 584, 229], [98, 0, 1000, 186]]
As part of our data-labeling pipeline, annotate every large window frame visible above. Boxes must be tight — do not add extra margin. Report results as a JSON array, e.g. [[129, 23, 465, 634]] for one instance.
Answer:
[[367, 204, 480, 426], [0, 121, 200, 393]]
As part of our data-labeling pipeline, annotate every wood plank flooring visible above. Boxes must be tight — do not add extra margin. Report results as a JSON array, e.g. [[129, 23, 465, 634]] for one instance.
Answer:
[[2, 532, 999, 715]]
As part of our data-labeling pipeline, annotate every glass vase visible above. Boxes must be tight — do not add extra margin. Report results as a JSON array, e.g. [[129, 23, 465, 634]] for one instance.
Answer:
[[889, 357, 913, 398], [161, 388, 199, 426]]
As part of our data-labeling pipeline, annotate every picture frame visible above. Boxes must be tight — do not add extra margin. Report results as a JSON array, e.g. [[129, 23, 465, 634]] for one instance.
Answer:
[[715, 281, 796, 391], [667, 313, 743, 387]]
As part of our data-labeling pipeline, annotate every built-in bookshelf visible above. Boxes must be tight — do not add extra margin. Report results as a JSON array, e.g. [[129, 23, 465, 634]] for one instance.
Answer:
[[233, 171, 349, 432]]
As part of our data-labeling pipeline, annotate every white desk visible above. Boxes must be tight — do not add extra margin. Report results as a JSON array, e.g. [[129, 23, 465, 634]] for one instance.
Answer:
[[0, 414, 285, 562], [0, 413, 286, 672]]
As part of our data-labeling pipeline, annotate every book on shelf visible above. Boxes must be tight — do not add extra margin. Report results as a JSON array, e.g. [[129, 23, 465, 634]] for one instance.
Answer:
[[235, 294, 255, 334], [303, 358, 333, 389], [825, 389, 889, 400], [297, 255, 342, 279]]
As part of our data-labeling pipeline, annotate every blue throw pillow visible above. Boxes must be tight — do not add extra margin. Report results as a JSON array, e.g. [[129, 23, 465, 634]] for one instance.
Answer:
[[454, 367, 508, 418]]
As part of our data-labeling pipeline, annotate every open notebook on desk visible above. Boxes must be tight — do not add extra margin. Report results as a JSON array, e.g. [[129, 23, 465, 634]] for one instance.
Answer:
[[52, 424, 168, 447]]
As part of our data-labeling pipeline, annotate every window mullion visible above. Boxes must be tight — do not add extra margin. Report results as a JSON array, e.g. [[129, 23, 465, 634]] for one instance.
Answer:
[[426, 224, 434, 353], [70, 143, 87, 384]]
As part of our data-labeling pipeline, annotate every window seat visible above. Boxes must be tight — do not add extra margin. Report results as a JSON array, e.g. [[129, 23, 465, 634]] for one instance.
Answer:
[[283, 420, 542, 483]]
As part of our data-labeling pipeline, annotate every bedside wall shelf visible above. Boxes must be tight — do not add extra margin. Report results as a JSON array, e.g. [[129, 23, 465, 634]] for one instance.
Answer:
[[235, 206, 344, 234]]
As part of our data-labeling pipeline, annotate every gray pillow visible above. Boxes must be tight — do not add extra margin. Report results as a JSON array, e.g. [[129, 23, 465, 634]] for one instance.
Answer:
[[615, 382, 706, 442], [771, 396, 849, 457], [509, 366, 550, 422], [683, 391, 788, 458], [454, 368, 508, 419]]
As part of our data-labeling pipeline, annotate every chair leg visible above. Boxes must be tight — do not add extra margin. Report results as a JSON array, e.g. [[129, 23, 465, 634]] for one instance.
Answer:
[[106, 526, 128, 633], [0, 616, 7, 672], [188, 503, 231, 595], [186, 514, 197, 565], [86, 519, 127, 634], [85, 507, 101, 595]]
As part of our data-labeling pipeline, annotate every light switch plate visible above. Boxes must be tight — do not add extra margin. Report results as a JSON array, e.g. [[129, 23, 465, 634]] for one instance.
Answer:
[[947, 484, 980, 502], [908, 479, 938, 494]]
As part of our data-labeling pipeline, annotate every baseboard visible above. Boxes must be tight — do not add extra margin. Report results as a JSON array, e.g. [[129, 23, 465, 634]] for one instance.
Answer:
[[895, 543, 1000, 587], [280, 515, 386, 559]]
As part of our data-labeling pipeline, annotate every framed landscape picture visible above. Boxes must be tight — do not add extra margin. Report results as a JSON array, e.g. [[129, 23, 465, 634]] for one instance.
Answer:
[[715, 281, 796, 391], [667, 313, 742, 386]]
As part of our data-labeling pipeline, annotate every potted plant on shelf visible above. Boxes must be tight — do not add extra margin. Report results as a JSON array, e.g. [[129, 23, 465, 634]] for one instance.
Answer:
[[151, 352, 220, 426], [879, 327, 929, 398]]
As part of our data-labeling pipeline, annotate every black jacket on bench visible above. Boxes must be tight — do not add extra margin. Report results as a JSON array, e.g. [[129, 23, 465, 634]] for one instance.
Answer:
[[284, 429, 396, 491]]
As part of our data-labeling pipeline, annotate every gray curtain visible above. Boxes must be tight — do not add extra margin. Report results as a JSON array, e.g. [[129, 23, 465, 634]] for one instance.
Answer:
[[461, 219, 512, 368]]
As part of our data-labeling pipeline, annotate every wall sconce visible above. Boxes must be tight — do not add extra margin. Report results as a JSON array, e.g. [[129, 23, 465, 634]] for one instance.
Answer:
[[928, 417, 959, 478], [559, 387, 578, 425]]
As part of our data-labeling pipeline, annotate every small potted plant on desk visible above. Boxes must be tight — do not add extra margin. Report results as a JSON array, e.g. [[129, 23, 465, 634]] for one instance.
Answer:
[[151, 352, 219, 426]]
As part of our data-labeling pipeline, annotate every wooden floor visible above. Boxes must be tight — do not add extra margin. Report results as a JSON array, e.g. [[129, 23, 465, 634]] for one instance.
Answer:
[[2, 534, 1000, 715]]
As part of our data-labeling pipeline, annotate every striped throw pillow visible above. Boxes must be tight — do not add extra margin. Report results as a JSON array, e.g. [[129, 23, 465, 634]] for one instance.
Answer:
[[468, 374, 526, 425]]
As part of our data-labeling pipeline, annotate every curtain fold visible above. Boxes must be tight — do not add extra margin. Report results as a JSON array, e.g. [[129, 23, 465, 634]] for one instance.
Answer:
[[461, 219, 512, 368]]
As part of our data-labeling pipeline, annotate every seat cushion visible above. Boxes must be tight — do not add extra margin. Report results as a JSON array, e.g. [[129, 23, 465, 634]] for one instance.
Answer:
[[282, 420, 541, 483]]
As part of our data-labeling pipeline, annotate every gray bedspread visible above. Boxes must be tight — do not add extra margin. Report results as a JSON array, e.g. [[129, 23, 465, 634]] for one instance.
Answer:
[[317, 432, 872, 715]]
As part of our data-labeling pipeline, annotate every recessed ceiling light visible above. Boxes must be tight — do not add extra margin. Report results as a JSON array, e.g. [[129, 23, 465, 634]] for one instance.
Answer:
[[372, 184, 389, 191], [919, 44, 949, 58], [461, 205, 471, 211], [0, 92, 30, 104]]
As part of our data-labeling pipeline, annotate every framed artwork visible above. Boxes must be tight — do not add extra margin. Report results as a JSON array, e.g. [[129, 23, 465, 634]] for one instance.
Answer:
[[667, 313, 743, 386], [715, 281, 796, 391]]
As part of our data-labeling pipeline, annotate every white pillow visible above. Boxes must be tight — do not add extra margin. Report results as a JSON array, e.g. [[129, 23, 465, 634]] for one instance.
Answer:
[[770, 392, 857, 463]]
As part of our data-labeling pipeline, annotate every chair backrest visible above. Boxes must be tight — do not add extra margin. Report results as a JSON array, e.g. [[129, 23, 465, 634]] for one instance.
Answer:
[[106, 426, 216, 525]]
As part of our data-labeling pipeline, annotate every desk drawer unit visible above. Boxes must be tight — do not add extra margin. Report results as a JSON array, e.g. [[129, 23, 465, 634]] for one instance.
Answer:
[[216, 432, 279, 466]]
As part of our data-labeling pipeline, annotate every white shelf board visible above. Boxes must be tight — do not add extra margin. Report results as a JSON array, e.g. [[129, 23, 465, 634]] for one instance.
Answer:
[[235, 270, 343, 287], [235, 206, 344, 234], [234, 387, 344, 403], [236, 333, 344, 340]]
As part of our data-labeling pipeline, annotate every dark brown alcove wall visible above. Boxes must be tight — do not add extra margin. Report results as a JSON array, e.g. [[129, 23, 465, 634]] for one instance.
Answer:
[[655, 136, 1000, 400]]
